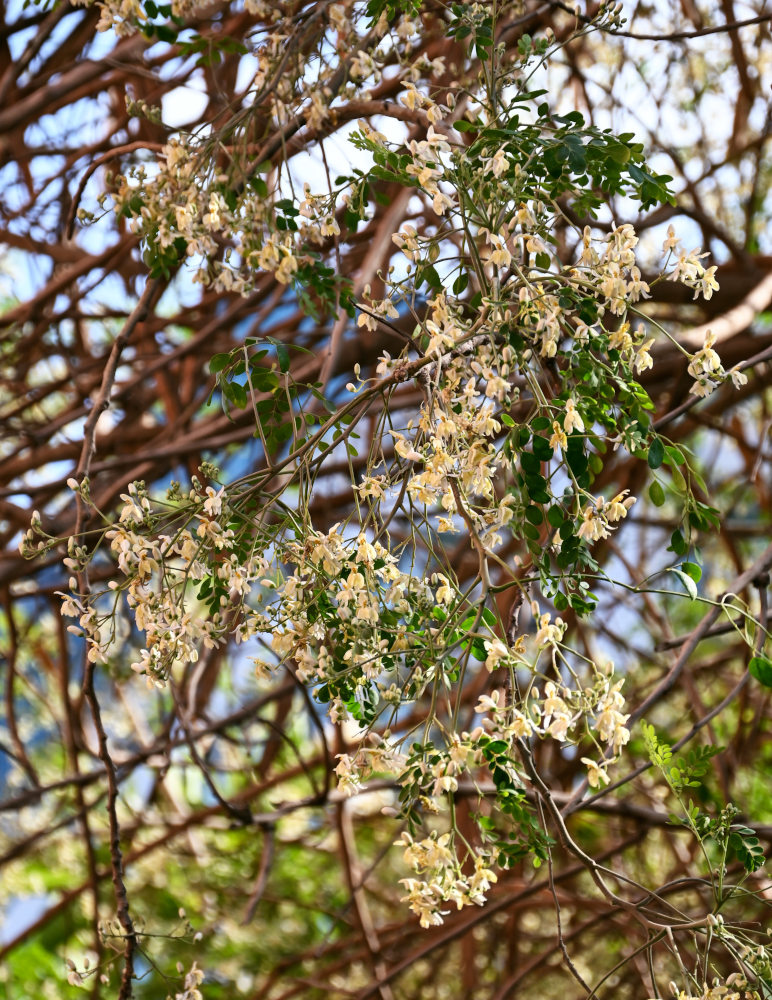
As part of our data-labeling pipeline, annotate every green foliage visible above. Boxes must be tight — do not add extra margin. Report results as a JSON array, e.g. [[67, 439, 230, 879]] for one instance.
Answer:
[[139, 0, 185, 42], [177, 32, 248, 67], [642, 722, 721, 798], [478, 736, 553, 867], [207, 338, 320, 454], [727, 823, 766, 873], [749, 654, 772, 687], [365, 0, 421, 27], [643, 724, 766, 877]]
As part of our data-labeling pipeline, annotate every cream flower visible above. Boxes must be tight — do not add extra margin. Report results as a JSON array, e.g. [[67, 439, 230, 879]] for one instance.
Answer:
[[563, 398, 584, 434], [581, 757, 609, 788], [534, 614, 565, 647], [729, 366, 748, 388], [549, 420, 567, 450], [483, 637, 509, 671], [634, 338, 655, 373]]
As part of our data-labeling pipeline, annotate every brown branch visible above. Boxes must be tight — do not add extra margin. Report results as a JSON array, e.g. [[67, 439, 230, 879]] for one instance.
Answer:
[[65, 140, 165, 240], [81, 653, 137, 1000], [547, 2, 771, 41]]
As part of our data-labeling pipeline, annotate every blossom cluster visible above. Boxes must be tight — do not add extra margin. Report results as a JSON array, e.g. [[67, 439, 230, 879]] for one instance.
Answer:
[[106, 6, 448, 299], [662, 224, 719, 301], [378, 297, 519, 543], [686, 328, 748, 398], [576, 489, 636, 543], [55, 481, 265, 683], [168, 963, 205, 1000], [396, 831, 498, 928], [475, 670, 631, 789], [657, 973, 755, 1000]]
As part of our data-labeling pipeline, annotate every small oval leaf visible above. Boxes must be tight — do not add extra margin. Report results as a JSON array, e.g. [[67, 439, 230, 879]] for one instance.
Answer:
[[648, 481, 665, 507], [648, 437, 665, 469], [749, 655, 772, 688]]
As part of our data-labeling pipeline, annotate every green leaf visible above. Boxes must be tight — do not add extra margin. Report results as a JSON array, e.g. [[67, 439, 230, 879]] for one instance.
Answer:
[[547, 505, 564, 529], [419, 264, 442, 290], [272, 340, 290, 373], [729, 827, 766, 872], [749, 655, 772, 688], [664, 445, 686, 466], [480, 607, 497, 627], [369, 164, 403, 185], [224, 380, 248, 409], [452, 271, 469, 295], [669, 529, 688, 556], [522, 522, 540, 541], [648, 480, 665, 507], [153, 22, 177, 42], [209, 353, 231, 374], [531, 436, 553, 461], [670, 464, 686, 492], [680, 561, 701, 583], [520, 451, 541, 474], [559, 519, 573, 540], [525, 505, 543, 525], [671, 568, 698, 600], [647, 437, 665, 469]]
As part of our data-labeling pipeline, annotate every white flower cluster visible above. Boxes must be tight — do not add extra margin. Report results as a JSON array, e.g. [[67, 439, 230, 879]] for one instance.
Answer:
[[475, 665, 631, 789], [662, 225, 719, 300], [686, 329, 748, 398], [334, 736, 407, 797], [113, 136, 291, 296], [401, 112, 455, 216], [576, 489, 637, 544], [57, 482, 264, 682], [168, 962, 205, 1000], [43, 1, 749, 942], [578, 223, 651, 318], [656, 972, 754, 1000], [382, 295, 518, 543], [72, 0, 207, 36], [104, 7, 458, 299], [268, 525, 411, 690], [45, 463, 639, 813], [396, 831, 498, 928], [508, 222, 660, 362]]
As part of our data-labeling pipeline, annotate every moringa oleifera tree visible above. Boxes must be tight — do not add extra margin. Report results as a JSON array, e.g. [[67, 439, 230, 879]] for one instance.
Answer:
[[3, 2, 772, 998]]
